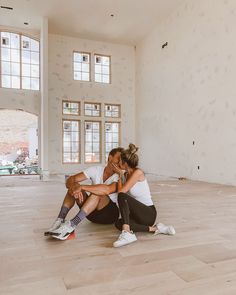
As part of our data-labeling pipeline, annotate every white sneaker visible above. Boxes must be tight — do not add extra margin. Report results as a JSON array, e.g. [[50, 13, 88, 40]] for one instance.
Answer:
[[52, 221, 75, 240], [113, 230, 137, 248], [154, 223, 176, 235], [44, 218, 64, 236]]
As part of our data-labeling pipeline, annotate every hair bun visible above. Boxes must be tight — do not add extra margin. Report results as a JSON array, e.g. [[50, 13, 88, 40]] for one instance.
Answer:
[[129, 143, 139, 155]]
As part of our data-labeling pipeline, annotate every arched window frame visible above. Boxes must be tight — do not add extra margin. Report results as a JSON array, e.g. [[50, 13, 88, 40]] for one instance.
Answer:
[[0, 30, 40, 91]]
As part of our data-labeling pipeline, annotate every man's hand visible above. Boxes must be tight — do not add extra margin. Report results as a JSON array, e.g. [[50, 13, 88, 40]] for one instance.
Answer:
[[69, 183, 84, 204]]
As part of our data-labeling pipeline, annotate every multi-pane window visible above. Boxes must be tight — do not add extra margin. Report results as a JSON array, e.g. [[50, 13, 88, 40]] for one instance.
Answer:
[[63, 101, 80, 115], [105, 122, 120, 160], [85, 121, 101, 163], [84, 102, 101, 117], [105, 104, 121, 118], [21, 35, 40, 90], [1, 32, 20, 89], [63, 120, 80, 163], [94, 54, 110, 84], [0, 31, 40, 90], [73, 52, 90, 82]]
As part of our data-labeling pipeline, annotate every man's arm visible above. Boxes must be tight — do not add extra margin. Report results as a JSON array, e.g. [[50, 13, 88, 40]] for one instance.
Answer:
[[79, 182, 117, 196], [66, 172, 87, 189]]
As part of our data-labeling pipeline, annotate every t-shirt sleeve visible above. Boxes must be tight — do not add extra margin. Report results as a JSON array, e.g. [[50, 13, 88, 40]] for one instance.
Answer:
[[111, 173, 119, 183], [83, 166, 98, 180]]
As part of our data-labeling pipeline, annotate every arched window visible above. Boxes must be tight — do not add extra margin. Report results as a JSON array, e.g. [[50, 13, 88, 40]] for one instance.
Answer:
[[0, 31, 40, 90]]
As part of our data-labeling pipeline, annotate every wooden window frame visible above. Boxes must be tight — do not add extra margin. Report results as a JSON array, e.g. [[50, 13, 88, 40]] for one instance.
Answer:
[[104, 103, 121, 118], [104, 121, 121, 161], [0, 30, 40, 91], [84, 101, 102, 117], [84, 120, 102, 164], [62, 119, 81, 164], [73, 51, 91, 82], [62, 100, 80, 116], [94, 53, 111, 84]]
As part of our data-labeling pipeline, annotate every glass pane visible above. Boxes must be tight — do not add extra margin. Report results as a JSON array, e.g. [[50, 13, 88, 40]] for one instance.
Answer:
[[22, 36, 30, 50], [103, 56, 110, 65], [71, 153, 79, 162], [31, 39, 39, 52], [11, 33, 20, 49], [95, 74, 102, 82], [74, 52, 82, 62], [82, 63, 89, 72], [82, 72, 89, 81], [102, 65, 110, 75], [1, 62, 11, 75], [12, 76, 20, 89], [31, 52, 39, 64], [22, 77, 31, 89], [11, 49, 20, 62], [63, 153, 71, 162], [1, 75, 11, 88], [102, 75, 110, 83], [1, 32, 10, 47], [22, 64, 31, 76], [31, 78, 40, 90], [85, 143, 92, 152], [74, 72, 81, 80], [74, 62, 81, 71], [1, 48, 11, 61], [11, 63, 20, 76], [22, 50, 31, 63], [95, 64, 102, 74], [31, 65, 39, 77]]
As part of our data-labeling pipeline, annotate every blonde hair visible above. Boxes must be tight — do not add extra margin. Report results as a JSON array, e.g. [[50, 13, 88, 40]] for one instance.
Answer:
[[121, 143, 139, 168]]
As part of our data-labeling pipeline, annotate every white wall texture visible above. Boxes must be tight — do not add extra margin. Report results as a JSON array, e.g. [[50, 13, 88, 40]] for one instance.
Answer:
[[136, 0, 236, 185], [48, 34, 135, 174]]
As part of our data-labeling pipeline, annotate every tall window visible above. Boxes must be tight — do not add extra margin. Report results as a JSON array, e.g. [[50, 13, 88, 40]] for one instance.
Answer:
[[0, 31, 40, 90], [84, 102, 101, 117], [85, 121, 101, 163], [21, 35, 40, 90], [73, 52, 90, 82], [1, 32, 20, 89], [105, 122, 120, 160], [94, 54, 110, 84], [63, 120, 80, 163]]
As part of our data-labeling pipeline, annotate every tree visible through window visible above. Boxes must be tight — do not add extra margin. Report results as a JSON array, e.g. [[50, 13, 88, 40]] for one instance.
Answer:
[[94, 54, 110, 84]]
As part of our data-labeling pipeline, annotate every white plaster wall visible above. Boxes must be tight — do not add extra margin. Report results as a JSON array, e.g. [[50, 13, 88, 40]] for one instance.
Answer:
[[136, 0, 236, 185], [48, 34, 135, 174]]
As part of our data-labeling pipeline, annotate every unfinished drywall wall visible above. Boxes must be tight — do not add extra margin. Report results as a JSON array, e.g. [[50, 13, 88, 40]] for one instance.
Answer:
[[48, 34, 135, 174], [136, 0, 236, 185]]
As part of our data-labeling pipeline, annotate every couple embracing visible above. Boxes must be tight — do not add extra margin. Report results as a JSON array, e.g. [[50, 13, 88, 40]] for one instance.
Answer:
[[44, 144, 175, 247]]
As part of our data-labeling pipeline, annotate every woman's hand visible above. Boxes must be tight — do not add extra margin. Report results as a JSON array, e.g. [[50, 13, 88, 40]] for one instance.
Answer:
[[111, 163, 124, 176]]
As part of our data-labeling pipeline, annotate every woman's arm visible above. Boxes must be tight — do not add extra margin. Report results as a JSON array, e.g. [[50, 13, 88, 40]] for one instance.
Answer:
[[118, 169, 144, 193]]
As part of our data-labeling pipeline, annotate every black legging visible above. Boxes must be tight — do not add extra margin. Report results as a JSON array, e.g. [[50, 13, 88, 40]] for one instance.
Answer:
[[115, 192, 157, 232]]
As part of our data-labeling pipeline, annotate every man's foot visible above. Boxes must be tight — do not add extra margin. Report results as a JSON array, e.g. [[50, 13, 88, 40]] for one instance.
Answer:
[[154, 223, 176, 235], [113, 230, 137, 248], [44, 218, 64, 236], [52, 221, 75, 240]]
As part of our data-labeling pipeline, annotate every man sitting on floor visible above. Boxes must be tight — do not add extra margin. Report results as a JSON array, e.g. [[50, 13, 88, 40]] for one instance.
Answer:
[[44, 147, 123, 240]]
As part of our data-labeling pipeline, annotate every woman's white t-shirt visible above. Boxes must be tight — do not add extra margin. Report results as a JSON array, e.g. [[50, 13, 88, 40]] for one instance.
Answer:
[[83, 166, 119, 203]]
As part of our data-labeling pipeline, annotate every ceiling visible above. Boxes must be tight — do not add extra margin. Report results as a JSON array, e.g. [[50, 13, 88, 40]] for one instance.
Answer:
[[0, 0, 183, 45]]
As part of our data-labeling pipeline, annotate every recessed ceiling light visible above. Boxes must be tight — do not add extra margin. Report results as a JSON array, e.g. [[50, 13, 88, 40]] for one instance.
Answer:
[[0, 5, 13, 10], [24, 22, 29, 25], [110, 14, 114, 17]]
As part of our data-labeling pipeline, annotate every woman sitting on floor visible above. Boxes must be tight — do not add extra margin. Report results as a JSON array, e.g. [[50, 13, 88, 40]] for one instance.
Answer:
[[112, 143, 175, 248]]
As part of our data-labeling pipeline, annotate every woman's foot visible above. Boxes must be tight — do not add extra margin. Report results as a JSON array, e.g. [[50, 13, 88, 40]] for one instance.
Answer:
[[113, 230, 137, 247], [154, 223, 176, 235]]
